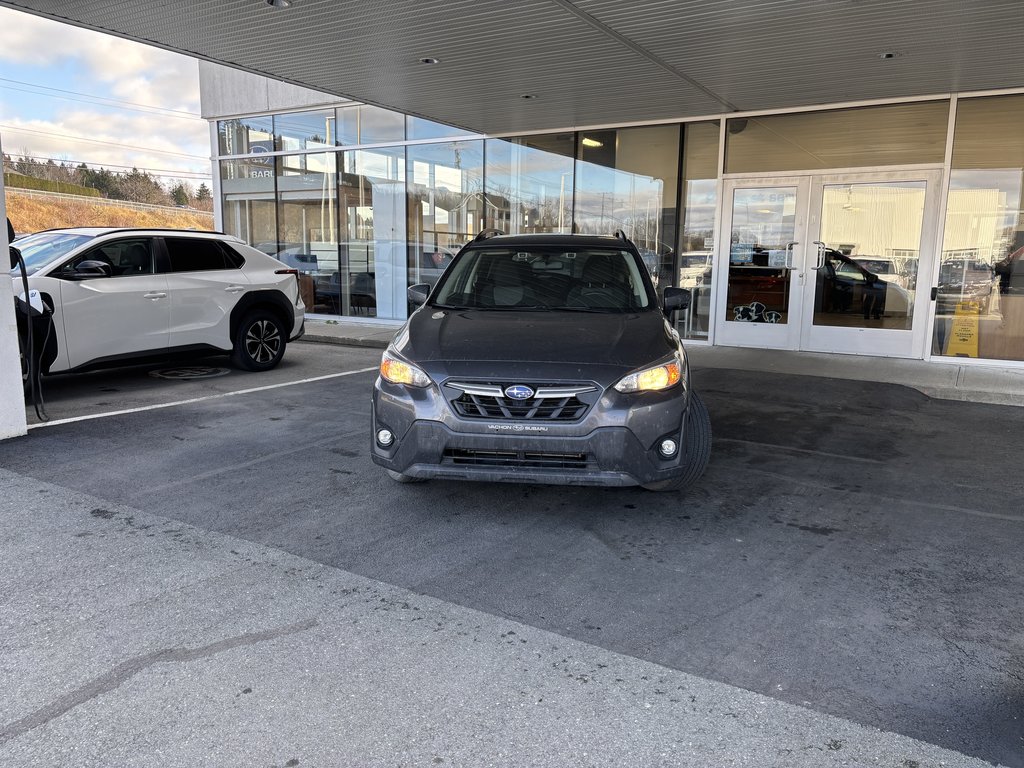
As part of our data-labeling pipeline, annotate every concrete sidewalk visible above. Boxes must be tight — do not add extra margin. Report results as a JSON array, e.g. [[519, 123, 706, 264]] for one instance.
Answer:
[[301, 317, 1024, 407], [0, 467, 1003, 767]]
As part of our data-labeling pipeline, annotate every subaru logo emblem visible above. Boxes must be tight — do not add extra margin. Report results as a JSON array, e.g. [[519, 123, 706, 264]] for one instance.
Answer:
[[504, 385, 535, 400]]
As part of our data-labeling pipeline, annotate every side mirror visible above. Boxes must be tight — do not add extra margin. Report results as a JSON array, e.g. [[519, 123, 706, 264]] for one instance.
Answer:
[[663, 287, 691, 313], [407, 283, 431, 306], [65, 260, 113, 280], [10, 245, 22, 270]]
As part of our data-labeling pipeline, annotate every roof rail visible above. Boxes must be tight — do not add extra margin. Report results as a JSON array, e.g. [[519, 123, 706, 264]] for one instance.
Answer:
[[613, 229, 638, 248], [474, 229, 504, 241]]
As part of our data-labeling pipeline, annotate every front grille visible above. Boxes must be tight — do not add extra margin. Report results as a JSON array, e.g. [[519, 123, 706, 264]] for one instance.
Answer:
[[443, 448, 590, 470], [446, 380, 596, 421]]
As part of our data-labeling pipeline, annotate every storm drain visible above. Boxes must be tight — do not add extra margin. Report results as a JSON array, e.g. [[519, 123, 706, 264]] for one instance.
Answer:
[[148, 366, 232, 381]]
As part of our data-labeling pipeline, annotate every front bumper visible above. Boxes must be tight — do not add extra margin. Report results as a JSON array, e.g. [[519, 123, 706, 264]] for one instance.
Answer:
[[371, 377, 692, 487]]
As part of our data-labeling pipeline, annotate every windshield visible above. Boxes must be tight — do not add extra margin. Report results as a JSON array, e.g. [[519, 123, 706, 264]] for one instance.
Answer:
[[9, 232, 95, 276], [431, 246, 653, 312]]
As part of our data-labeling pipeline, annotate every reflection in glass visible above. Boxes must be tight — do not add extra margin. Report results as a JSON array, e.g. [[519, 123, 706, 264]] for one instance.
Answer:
[[725, 102, 949, 173], [577, 126, 679, 257], [274, 109, 335, 151], [575, 124, 680, 295], [407, 116, 480, 141], [485, 134, 574, 234], [218, 116, 274, 156], [220, 158, 276, 252], [407, 141, 484, 288], [275, 153, 337, 316], [315, 147, 408, 319], [933, 94, 1024, 361], [726, 188, 797, 324], [814, 182, 924, 331], [337, 105, 405, 145], [679, 121, 719, 339]]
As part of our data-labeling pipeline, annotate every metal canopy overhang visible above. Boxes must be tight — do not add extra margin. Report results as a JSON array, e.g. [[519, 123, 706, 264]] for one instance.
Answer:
[[2, 0, 1023, 133]]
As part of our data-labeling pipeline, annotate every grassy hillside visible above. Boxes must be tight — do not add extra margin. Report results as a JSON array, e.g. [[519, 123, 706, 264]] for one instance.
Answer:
[[4, 172, 102, 197], [6, 191, 215, 234]]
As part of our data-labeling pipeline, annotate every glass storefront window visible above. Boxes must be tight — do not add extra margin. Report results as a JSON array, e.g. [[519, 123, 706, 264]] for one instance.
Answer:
[[679, 121, 720, 340], [218, 115, 274, 157], [330, 147, 407, 319], [407, 140, 484, 288], [220, 158, 277, 252], [574, 124, 680, 293], [725, 102, 949, 174], [274, 109, 336, 151], [407, 116, 480, 141], [485, 134, 574, 234], [337, 105, 405, 145], [275, 153, 337, 314], [933, 94, 1024, 361]]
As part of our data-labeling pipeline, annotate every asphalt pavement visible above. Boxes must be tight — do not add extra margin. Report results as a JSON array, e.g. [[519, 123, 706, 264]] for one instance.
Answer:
[[1, 340, 1022, 767]]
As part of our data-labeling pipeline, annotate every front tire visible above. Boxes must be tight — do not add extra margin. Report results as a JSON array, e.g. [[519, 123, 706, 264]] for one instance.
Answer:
[[642, 391, 712, 492], [231, 310, 287, 371]]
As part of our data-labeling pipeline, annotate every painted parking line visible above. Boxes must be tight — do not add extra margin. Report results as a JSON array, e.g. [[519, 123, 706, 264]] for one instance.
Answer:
[[28, 366, 379, 430]]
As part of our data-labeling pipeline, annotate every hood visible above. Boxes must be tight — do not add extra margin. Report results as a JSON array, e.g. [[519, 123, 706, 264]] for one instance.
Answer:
[[395, 308, 678, 371]]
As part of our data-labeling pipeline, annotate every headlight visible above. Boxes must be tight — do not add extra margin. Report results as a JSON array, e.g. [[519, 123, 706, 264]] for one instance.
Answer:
[[379, 349, 430, 387], [614, 353, 684, 393]]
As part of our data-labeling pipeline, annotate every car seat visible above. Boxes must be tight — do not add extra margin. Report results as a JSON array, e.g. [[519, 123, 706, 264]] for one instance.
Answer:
[[121, 243, 151, 275], [477, 259, 535, 307], [567, 253, 631, 309]]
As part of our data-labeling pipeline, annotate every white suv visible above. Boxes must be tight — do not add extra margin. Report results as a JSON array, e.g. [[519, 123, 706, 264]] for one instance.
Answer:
[[10, 227, 305, 374]]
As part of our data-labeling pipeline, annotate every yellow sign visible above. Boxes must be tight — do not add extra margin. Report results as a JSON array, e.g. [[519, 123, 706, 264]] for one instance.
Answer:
[[945, 301, 981, 358]]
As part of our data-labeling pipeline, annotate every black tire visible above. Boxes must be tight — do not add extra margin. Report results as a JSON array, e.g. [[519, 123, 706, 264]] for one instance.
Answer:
[[642, 391, 712, 492], [386, 469, 426, 484], [231, 309, 287, 371]]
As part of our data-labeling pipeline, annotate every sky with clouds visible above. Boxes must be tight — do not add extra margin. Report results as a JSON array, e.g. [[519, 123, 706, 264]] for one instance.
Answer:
[[0, 6, 211, 189]]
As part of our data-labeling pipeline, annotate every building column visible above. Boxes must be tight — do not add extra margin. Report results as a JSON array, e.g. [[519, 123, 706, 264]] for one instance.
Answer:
[[0, 138, 29, 440]]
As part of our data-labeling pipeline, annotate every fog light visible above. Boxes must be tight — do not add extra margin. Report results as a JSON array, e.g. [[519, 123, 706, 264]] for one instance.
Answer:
[[377, 429, 394, 448], [659, 439, 678, 457]]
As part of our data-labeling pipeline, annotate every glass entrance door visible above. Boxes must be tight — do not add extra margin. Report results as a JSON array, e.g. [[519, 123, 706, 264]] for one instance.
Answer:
[[802, 171, 941, 357], [714, 171, 941, 358], [714, 177, 810, 349]]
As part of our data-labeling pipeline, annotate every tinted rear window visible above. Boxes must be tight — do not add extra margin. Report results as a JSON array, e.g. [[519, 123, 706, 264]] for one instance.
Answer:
[[163, 238, 244, 272]]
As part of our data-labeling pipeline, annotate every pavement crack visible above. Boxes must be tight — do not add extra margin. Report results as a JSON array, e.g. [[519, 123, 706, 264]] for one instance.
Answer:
[[0, 618, 318, 745]]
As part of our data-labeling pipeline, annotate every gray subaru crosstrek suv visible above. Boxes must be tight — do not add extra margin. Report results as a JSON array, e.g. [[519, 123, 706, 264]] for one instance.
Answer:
[[371, 231, 711, 491]]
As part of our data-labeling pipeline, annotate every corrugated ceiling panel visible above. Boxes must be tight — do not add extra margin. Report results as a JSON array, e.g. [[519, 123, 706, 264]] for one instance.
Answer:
[[3, 0, 1024, 132]]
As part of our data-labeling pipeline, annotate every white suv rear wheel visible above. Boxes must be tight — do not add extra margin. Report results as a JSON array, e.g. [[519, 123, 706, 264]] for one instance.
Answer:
[[232, 310, 286, 371]]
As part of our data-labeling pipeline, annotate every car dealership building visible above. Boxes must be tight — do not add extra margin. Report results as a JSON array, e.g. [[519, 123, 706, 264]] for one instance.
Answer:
[[203, 62, 1024, 366], [2, 0, 1024, 440]]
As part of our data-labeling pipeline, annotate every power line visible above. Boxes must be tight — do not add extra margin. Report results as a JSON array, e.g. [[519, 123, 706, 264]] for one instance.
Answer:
[[0, 123, 209, 160], [7, 153, 211, 180], [0, 76, 201, 118], [0, 83, 204, 122]]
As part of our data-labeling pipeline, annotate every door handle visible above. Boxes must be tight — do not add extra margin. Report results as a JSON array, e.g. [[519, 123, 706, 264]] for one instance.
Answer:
[[785, 241, 799, 269], [786, 242, 804, 284], [812, 241, 826, 269], [143, 292, 167, 299], [225, 285, 245, 293]]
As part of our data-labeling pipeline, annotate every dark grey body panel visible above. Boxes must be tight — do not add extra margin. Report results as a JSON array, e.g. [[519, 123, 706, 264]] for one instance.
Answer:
[[396, 308, 678, 369], [373, 307, 693, 486]]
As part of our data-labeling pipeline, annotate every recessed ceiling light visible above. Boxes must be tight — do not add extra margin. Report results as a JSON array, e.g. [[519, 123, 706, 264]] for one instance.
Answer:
[[581, 137, 603, 148], [878, 51, 901, 60], [419, 57, 440, 65], [520, 93, 538, 100], [267, 0, 292, 7]]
